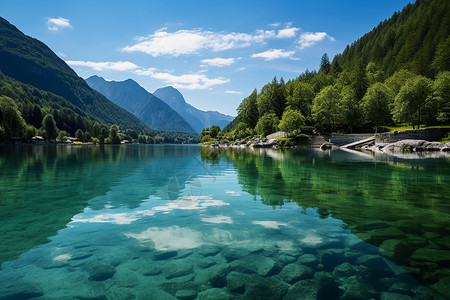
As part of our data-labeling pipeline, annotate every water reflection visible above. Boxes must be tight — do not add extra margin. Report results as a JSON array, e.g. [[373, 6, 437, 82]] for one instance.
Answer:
[[0, 145, 200, 267], [200, 146, 450, 293]]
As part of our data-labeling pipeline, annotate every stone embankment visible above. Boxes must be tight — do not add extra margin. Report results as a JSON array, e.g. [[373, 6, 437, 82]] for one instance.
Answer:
[[363, 139, 450, 154], [209, 135, 328, 149]]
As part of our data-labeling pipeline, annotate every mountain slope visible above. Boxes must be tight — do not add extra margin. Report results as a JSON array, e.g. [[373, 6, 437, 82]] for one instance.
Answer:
[[0, 17, 148, 130], [153, 86, 234, 133], [332, 0, 449, 77], [86, 76, 196, 134]]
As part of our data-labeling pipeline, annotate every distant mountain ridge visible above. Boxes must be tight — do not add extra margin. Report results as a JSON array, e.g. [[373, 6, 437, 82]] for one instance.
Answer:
[[0, 16, 148, 131], [86, 76, 196, 134], [153, 86, 234, 133]]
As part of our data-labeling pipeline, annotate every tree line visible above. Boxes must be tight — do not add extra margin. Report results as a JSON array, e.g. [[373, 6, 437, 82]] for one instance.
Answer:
[[218, 0, 449, 139]]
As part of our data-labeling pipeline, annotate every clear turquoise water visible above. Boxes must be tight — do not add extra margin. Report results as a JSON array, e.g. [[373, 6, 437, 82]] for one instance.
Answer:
[[0, 145, 449, 299]]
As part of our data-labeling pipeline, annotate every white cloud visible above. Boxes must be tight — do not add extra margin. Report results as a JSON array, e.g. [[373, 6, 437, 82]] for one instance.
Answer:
[[47, 17, 72, 31], [135, 68, 230, 90], [66, 60, 140, 71], [201, 57, 236, 67], [126, 226, 203, 251], [57, 52, 66, 58], [201, 215, 234, 224], [277, 27, 300, 38], [298, 32, 334, 49], [122, 28, 279, 57], [269, 22, 281, 27], [251, 49, 298, 61], [224, 91, 242, 95], [253, 221, 289, 229]]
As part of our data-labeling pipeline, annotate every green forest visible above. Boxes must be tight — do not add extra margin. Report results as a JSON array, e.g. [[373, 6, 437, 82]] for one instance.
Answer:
[[0, 72, 198, 144], [202, 0, 449, 143]]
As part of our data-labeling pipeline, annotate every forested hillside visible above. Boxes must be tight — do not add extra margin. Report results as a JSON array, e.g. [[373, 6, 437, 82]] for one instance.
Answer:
[[219, 0, 449, 141], [0, 17, 198, 143]]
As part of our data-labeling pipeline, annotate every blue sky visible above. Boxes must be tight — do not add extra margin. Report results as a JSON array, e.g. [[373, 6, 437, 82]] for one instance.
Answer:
[[2, 0, 413, 116]]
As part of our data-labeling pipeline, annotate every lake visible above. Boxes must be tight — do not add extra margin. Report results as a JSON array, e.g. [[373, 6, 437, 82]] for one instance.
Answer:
[[0, 144, 449, 299]]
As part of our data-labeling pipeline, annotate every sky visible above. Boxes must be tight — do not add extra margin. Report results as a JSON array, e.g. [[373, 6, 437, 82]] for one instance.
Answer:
[[2, 0, 413, 116]]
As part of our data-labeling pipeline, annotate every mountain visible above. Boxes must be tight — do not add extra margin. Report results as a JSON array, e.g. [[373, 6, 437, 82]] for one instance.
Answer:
[[0, 16, 148, 131], [86, 76, 196, 134], [153, 86, 234, 133], [331, 0, 449, 77]]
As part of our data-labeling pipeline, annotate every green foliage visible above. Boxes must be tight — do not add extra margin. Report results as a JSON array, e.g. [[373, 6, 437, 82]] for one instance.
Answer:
[[312, 86, 342, 133], [209, 125, 221, 138], [277, 137, 293, 147], [433, 71, 450, 124], [384, 69, 416, 95], [393, 75, 433, 128], [108, 125, 121, 144], [257, 77, 286, 119], [319, 53, 331, 74], [255, 113, 280, 137], [57, 131, 69, 143], [361, 82, 394, 132], [41, 114, 58, 141], [279, 109, 305, 133], [237, 89, 259, 129], [286, 82, 314, 121], [75, 129, 84, 141], [0, 95, 26, 138]]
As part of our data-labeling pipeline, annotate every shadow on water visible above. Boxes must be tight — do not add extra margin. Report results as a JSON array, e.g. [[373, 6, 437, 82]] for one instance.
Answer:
[[0, 144, 200, 268], [199, 146, 450, 295]]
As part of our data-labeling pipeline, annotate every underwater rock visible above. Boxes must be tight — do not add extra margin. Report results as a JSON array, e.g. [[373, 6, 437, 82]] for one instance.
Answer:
[[197, 288, 233, 300], [257, 257, 280, 276], [154, 251, 178, 261], [0, 281, 43, 300], [114, 271, 139, 287], [197, 257, 217, 269], [380, 292, 413, 300], [244, 276, 289, 300], [318, 249, 346, 271], [209, 265, 230, 288], [163, 261, 194, 279], [284, 279, 317, 300], [175, 289, 198, 300], [298, 254, 319, 267], [430, 276, 450, 299], [222, 247, 250, 262], [379, 239, 402, 259], [356, 255, 395, 277], [280, 263, 314, 284], [142, 265, 162, 276], [316, 273, 343, 300], [226, 272, 246, 294], [333, 262, 358, 278], [198, 246, 221, 257], [106, 287, 135, 300], [411, 248, 450, 264], [89, 264, 116, 281]]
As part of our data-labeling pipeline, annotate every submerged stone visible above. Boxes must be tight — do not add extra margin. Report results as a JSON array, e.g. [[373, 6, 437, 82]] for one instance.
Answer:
[[316, 273, 343, 300], [284, 279, 317, 300], [380, 292, 413, 300], [197, 246, 221, 257], [154, 251, 178, 261], [280, 263, 314, 284], [357, 255, 394, 277], [196, 257, 217, 269], [175, 289, 198, 300], [222, 247, 249, 262], [89, 264, 116, 281], [411, 248, 450, 264], [245, 276, 289, 300], [226, 272, 246, 294], [163, 262, 194, 279], [298, 254, 319, 267], [197, 288, 233, 300], [319, 249, 346, 271], [209, 265, 230, 288]]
